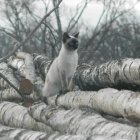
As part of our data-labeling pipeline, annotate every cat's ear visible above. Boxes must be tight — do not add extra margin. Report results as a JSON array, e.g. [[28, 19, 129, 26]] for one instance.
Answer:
[[63, 32, 70, 43], [73, 32, 79, 38]]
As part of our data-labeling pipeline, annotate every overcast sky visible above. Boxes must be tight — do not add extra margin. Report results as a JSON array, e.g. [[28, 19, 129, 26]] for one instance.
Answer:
[[0, 0, 140, 31], [31, 0, 140, 31], [62, 0, 140, 26]]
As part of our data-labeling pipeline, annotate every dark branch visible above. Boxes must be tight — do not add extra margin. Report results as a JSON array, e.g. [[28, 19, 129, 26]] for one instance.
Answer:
[[0, 0, 62, 63]]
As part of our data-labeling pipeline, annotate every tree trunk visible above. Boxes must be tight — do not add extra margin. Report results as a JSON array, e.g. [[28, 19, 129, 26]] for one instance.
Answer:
[[75, 59, 140, 91], [47, 88, 140, 123], [0, 101, 54, 133], [4, 53, 140, 140], [0, 63, 19, 88], [29, 102, 138, 140], [32, 54, 140, 91], [0, 123, 118, 140]]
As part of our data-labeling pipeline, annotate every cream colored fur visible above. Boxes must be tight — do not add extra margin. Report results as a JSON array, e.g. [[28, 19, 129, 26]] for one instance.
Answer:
[[43, 33, 79, 98]]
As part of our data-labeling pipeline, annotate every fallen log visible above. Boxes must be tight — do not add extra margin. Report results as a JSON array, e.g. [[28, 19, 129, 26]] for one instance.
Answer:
[[10, 54, 140, 92], [47, 88, 140, 123], [15, 52, 36, 83], [0, 101, 54, 133], [29, 103, 138, 140], [75, 58, 140, 91], [32, 54, 140, 91], [0, 88, 22, 102], [0, 124, 46, 140], [0, 124, 117, 140], [0, 63, 19, 88], [8, 55, 44, 100]]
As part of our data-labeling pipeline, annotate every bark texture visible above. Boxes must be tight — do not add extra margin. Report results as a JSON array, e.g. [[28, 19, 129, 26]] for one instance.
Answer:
[[16, 52, 36, 83], [0, 123, 120, 140], [8, 55, 44, 100], [29, 103, 138, 140], [0, 63, 19, 88], [75, 59, 140, 91], [0, 88, 22, 101], [47, 88, 140, 122], [0, 124, 47, 140], [0, 101, 53, 133], [32, 55, 140, 91], [2, 53, 140, 139], [33, 53, 52, 80]]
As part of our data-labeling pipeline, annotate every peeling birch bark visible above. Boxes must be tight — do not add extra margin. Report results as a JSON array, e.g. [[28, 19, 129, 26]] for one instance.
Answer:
[[47, 88, 140, 122], [29, 103, 138, 140], [0, 63, 19, 88], [33, 53, 52, 80], [0, 124, 116, 140], [8, 57, 26, 77], [75, 59, 140, 90], [0, 78, 10, 89], [0, 88, 22, 101], [0, 124, 47, 140], [0, 101, 54, 133], [8, 57, 44, 99], [32, 55, 140, 90], [16, 52, 36, 83]]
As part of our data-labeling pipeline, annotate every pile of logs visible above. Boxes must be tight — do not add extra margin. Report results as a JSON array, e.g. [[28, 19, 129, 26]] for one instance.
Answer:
[[0, 52, 140, 140]]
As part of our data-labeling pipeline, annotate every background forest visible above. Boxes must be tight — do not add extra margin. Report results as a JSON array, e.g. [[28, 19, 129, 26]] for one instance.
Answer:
[[0, 0, 140, 65]]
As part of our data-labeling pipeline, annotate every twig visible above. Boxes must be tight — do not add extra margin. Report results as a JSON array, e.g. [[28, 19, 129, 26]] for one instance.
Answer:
[[0, 28, 19, 42], [67, 0, 88, 32], [0, 0, 62, 63]]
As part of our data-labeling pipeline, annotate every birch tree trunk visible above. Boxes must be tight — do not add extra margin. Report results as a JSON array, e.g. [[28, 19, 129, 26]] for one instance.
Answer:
[[0, 88, 22, 102], [32, 53, 52, 80], [28, 102, 138, 140], [32, 54, 140, 91], [8, 54, 44, 100], [0, 124, 47, 140], [0, 124, 96, 140], [15, 52, 36, 83], [0, 63, 19, 88], [47, 88, 140, 123], [4, 53, 140, 140], [75, 59, 140, 91], [0, 101, 54, 133], [0, 124, 119, 140]]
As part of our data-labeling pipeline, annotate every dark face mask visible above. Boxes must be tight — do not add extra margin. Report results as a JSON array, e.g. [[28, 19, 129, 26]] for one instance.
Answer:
[[62, 32, 79, 51]]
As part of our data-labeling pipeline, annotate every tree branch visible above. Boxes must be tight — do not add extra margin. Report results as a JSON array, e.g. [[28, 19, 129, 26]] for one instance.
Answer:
[[0, 0, 62, 63]]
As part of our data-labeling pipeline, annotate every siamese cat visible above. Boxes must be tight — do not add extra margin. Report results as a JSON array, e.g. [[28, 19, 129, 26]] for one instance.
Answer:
[[42, 32, 79, 103]]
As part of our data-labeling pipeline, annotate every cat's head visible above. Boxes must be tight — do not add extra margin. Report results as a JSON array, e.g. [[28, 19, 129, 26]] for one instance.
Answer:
[[62, 32, 79, 50]]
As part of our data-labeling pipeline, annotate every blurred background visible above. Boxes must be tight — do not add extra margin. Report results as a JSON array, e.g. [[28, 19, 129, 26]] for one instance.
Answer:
[[0, 0, 140, 65]]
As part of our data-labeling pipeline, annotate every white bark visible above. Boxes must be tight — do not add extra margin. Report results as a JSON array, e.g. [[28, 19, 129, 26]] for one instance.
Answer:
[[16, 52, 36, 83], [5, 53, 140, 139], [0, 101, 54, 133], [47, 88, 140, 122], [0, 63, 19, 88], [8, 57, 26, 77], [0, 88, 22, 101], [0, 124, 120, 140], [32, 55, 140, 91], [0, 124, 47, 140], [75, 59, 140, 90], [8, 56, 44, 99], [28, 103, 138, 140], [0, 78, 10, 90], [33, 53, 51, 78]]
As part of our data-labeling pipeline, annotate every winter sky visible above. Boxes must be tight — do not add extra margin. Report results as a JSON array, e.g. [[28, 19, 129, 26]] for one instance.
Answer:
[[31, 0, 140, 31], [0, 0, 140, 31]]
